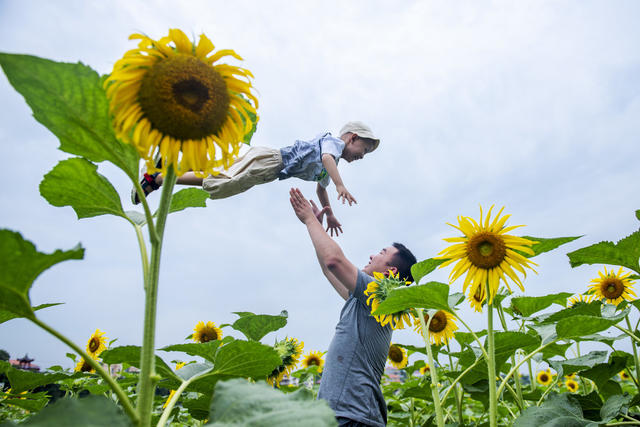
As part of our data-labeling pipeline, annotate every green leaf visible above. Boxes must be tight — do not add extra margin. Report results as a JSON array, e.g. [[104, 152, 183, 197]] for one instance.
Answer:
[[491, 332, 540, 371], [548, 351, 608, 377], [514, 392, 596, 427], [99, 345, 180, 383], [231, 310, 288, 341], [0, 391, 49, 413], [598, 380, 623, 402], [0, 303, 62, 325], [567, 230, 640, 274], [540, 342, 573, 360], [6, 367, 75, 393], [40, 158, 126, 219], [0, 53, 139, 179], [167, 188, 209, 214], [0, 396, 129, 426], [159, 341, 221, 363], [373, 281, 451, 315], [448, 292, 465, 308], [600, 393, 632, 423], [211, 340, 281, 379], [522, 236, 582, 258], [183, 394, 213, 421], [540, 301, 602, 324], [556, 315, 620, 339], [454, 330, 487, 347], [581, 355, 629, 389], [636, 210, 640, 222], [0, 230, 83, 318], [572, 333, 627, 347], [411, 258, 446, 284], [511, 293, 573, 317], [205, 378, 336, 426]]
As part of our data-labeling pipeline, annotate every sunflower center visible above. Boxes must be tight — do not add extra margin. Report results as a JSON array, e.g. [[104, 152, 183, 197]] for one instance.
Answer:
[[138, 54, 230, 140], [467, 232, 507, 269], [540, 373, 549, 382], [80, 361, 92, 372], [427, 311, 448, 333], [388, 347, 404, 363], [88, 338, 100, 353], [307, 357, 319, 366], [602, 279, 624, 299], [201, 328, 219, 342]]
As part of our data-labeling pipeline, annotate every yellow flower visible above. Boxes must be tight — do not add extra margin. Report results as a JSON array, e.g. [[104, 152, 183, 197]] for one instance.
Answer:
[[564, 372, 576, 380], [436, 206, 538, 304], [387, 344, 408, 369], [364, 270, 412, 329], [413, 310, 458, 345], [536, 369, 553, 386], [163, 362, 186, 409], [419, 364, 430, 376], [468, 283, 486, 312], [565, 378, 579, 393], [74, 357, 96, 373], [104, 29, 258, 177], [267, 337, 304, 387], [302, 351, 325, 373], [620, 370, 631, 381], [587, 267, 636, 306], [567, 294, 594, 308], [192, 321, 223, 343], [86, 329, 108, 357]]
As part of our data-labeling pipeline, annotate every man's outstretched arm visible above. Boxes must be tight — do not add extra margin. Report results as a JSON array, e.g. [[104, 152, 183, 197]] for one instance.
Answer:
[[289, 188, 358, 297]]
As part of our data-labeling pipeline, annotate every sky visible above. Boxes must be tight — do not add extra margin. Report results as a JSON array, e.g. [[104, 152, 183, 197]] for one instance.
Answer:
[[0, 0, 639, 371]]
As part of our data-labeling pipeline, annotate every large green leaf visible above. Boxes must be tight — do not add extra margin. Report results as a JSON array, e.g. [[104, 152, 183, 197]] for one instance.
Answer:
[[231, 310, 288, 341], [548, 351, 608, 377], [0, 391, 49, 413], [511, 293, 573, 317], [540, 301, 602, 324], [6, 367, 76, 393], [210, 340, 281, 379], [40, 158, 126, 220], [522, 236, 582, 257], [490, 332, 540, 370], [0, 230, 84, 318], [514, 392, 596, 427], [410, 258, 446, 285], [567, 230, 640, 274], [373, 281, 451, 315], [0, 303, 62, 325], [0, 396, 129, 426], [600, 394, 632, 423], [0, 53, 138, 179], [167, 188, 210, 214], [556, 315, 620, 339], [580, 355, 629, 389], [159, 341, 221, 364], [205, 378, 336, 426], [99, 345, 180, 383]]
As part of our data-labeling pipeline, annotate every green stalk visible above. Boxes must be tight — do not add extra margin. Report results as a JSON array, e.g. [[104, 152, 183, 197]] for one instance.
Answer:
[[157, 370, 208, 427], [497, 339, 560, 397], [496, 304, 524, 411], [486, 282, 498, 427], [417, 308, 445, 427], [527, 359, 535, 392], [446, 342, 463, 424], [30, 317, 138, 424], [137, 166, 177, 427], [626, 316, 640, 386], [614, 324, 640, 344], [451, 313, 490, 361], [133, 224, 150, 288]]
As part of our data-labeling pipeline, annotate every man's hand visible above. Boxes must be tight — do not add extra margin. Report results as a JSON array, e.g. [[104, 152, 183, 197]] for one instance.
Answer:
[[336, 184, 357, 206], [326, 213, 343, 237], [289, 188, 317, 224]]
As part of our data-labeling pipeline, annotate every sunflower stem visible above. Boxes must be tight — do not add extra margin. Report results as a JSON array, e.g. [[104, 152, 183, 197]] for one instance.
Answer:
[[133, 179, 159, 245], [137, 165, 177, 427], [451, 313, 491, 361], [614, 324, 640, 344], [417, 308, 445, 427], [496, 304, 524, 412], [497, 339, 560, 398], [29, 317, 138, 424], [625, 316, 640, 386], [157, 371, 207, 427], [486, 283, 498, 427], [441, 357, 481, 403], [133, 224, 150, 288], [446, 342, 464, 424]]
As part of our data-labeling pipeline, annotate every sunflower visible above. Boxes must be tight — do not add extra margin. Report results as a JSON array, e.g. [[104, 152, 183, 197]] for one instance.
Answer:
[[387, 344, 408, 369], [567, 294, 594, 308], [468, 283, 486, 312], [104, 29, 258, 177], [302, 351, 325, 373], [536, 370, 553, 386], [565, 379, 579, 393], [436, 206, 538, 304], [365, 270, 412, 329], [413, 310, 458, 345], [163, 362, 186, 409], [267, 337, 304, 387], [587, 267, 636, 306], [74, 357, 96, 373], [192, 321, 223, 343], [620, 370, 631, 381], [419, 364, 431, 376], [564, 372, 576, 380], [86, 329, 108, 357]]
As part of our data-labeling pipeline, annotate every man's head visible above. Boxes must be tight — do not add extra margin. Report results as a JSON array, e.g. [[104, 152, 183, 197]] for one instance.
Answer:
[[339, 121, 380, 163], [363, 242, 417, 283]]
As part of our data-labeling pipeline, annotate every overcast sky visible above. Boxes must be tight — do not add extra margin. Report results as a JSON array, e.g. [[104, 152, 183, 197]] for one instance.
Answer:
[[1, 1, 639, 371]]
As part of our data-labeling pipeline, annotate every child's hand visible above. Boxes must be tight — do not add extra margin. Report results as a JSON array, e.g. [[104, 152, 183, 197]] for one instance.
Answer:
[[326, 213, 344, 237], [336, 184, 357, 206], [309, 199, 330, 224]]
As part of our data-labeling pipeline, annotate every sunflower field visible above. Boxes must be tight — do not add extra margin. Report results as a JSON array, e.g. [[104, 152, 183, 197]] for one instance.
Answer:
[[2, 29, 640, 427]]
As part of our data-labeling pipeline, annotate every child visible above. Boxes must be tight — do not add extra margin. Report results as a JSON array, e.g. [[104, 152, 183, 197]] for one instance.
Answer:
[[133, 121, 380, 236]]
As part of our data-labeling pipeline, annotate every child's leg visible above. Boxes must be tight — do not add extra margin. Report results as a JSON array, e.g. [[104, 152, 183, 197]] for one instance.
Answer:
[[156, 172, 203, 187]]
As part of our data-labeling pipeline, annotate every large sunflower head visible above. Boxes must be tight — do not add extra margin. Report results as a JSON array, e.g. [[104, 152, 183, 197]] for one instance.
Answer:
[[267, 337, 304, 387], [192, 321, 223, 343], [413, 310, 458, 346], [565, 379, 579, 393], [104, 29, 258, 177], [436, 206, 538, 304], [536, 369, 553, 386], [364, 270, 412, 330], [387, 344, 408, 369], [86, 329, 108, 357], [302, 351, 325, 373], [587, 266, 636, 306]]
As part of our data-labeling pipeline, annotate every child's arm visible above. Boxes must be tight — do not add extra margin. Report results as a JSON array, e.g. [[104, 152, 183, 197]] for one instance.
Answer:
[[316, 184, 344, 237], [321, 154, 357, 206]]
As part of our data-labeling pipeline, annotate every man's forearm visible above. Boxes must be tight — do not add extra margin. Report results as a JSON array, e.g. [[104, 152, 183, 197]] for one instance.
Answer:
[[304, 215, 344, 267]]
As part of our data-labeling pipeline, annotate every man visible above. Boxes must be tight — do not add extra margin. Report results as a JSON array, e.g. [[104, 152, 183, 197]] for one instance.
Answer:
[[289, 188, 417, 427]]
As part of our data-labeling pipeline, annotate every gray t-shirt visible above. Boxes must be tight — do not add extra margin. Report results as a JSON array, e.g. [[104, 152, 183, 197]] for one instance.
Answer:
[[278, 132, 345, 188], [318, 270, 392, 427]]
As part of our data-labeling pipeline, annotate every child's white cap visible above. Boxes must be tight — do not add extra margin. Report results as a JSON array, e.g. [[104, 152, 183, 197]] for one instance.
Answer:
[[339, 121, 380, 151]]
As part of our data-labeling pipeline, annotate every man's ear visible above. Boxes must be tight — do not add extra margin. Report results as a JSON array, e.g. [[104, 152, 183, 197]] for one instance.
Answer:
[[385, 266, 398, 277]]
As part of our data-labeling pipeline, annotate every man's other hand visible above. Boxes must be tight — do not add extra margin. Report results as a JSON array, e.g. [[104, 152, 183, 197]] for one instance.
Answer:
[[289, 188, 316, 224]]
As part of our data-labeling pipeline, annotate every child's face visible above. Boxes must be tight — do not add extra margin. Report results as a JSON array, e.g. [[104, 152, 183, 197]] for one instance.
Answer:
[[342, 137, 374, 163]]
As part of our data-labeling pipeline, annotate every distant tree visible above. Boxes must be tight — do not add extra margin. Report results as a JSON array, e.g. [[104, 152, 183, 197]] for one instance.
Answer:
[[0, 349, 9, 361]]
